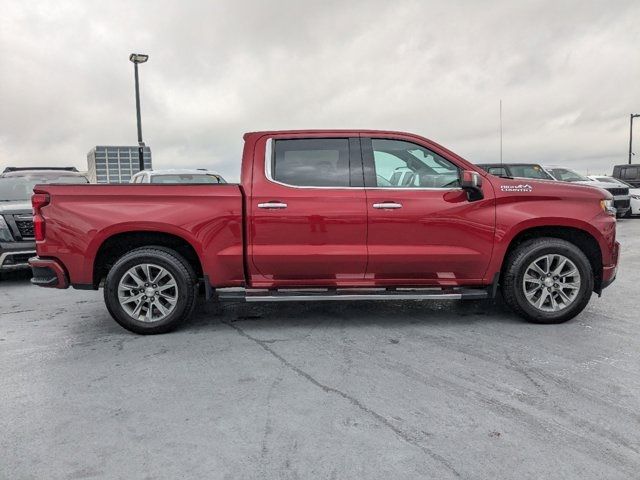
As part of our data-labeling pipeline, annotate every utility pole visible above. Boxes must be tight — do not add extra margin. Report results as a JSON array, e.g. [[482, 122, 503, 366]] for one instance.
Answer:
[[629, 113, 639, 165]]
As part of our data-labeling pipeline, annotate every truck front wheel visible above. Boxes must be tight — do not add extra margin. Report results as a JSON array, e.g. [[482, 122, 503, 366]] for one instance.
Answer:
[[104, 247, 198, 334], [502, 238, 594, 324]]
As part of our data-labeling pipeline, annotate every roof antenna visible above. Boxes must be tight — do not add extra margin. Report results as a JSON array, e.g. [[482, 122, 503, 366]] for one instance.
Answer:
[[500, 99, 503, 165]]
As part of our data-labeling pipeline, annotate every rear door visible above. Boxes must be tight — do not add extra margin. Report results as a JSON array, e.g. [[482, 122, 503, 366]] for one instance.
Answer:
[[362, 136, 495, 285], [249, 135, 368, 286]]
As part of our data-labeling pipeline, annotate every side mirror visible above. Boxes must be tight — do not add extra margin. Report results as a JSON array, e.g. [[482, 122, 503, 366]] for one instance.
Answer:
[[460, 170, 484, 201]]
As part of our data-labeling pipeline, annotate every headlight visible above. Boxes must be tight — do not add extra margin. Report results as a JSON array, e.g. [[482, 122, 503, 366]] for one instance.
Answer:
[[0, 215, 14, 241], [600, 199, 616, 216], [631, 194, 640, 200]]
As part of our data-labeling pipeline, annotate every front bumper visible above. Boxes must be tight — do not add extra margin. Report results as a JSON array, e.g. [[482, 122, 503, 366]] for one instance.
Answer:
[[600, 240, 620, 292], [28, 256, 69, 289], [613, 196, 630, 216], [0, 241, 36, 271]]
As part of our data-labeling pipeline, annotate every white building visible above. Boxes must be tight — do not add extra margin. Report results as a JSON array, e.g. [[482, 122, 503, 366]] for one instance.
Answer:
[[87, 146, 152, 184]]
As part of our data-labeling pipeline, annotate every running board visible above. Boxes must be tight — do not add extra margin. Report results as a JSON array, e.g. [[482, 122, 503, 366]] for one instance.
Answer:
[[216, 287, 489, 302]]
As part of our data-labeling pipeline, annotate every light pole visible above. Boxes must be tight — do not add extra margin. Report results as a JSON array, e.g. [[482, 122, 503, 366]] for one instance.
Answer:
[[129, 53, 149, 172], [629, 113, 640, 165]]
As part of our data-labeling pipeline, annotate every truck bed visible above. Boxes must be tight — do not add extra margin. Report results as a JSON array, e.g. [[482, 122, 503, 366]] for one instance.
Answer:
[[34, 183, 245, 287]]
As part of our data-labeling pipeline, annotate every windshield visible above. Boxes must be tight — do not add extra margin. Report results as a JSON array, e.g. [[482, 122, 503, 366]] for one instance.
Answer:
[[548, 168, 589, 182], [0, 175, 88, 202], [593, 176, 627, 185], [150, 174, 225, 184], [615, 179, 634, 188], [0, 178, 37, 202]]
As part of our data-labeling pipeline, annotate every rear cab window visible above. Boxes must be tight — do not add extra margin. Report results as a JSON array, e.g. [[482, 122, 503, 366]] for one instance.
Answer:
[[269, 138, 354, 187]]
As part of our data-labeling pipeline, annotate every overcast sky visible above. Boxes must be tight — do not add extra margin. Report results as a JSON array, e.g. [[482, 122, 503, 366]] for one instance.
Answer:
[[1, 0, 639, 180]]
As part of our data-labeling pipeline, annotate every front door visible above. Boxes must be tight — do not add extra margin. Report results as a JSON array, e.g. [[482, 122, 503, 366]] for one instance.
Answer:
[[363, 136, 495, 285], [249, 135, 368, 286]]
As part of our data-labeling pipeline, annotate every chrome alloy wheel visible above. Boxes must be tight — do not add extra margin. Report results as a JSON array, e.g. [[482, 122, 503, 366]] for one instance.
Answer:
[[522, 254, 581, 312], [117, 263, 178, 322]]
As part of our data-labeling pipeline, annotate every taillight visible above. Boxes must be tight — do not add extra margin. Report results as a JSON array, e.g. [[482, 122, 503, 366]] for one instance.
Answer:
[[32, 193, 50, 211], [31, 192, 50, 241]]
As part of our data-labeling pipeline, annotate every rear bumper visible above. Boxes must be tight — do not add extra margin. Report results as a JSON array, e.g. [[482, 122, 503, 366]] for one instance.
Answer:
[[28, 256, 69, 289], [0, 241, 36, 271]]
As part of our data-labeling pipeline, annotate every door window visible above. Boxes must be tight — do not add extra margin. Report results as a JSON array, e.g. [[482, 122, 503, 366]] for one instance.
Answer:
[[370, 139, 459, 188], [271, 139, 351, 187]]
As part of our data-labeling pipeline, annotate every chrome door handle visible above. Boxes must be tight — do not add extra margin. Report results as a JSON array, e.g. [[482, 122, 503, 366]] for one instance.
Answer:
[[258, 202, 288, 209], [373, 202, 402, 209]]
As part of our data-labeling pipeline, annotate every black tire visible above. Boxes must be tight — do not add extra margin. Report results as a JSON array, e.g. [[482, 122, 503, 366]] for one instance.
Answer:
[[104, 246, 198, 334], [501, 237, 594, 324]]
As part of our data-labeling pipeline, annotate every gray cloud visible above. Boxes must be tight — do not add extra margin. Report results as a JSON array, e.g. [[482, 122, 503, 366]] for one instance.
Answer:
[[1, 0, 639, 180]]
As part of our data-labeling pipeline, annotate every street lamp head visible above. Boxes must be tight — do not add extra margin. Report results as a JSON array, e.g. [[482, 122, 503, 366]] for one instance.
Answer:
[[129, 53, 149, 64]]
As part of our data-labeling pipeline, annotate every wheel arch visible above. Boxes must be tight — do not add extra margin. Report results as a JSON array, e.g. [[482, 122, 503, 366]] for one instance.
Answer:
[[500, 226, 603, 293], [93, 231, 203, 288]]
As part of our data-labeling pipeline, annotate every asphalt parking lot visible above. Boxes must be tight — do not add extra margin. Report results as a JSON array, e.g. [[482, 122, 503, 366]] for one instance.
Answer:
[[1, 220, 639, 480]]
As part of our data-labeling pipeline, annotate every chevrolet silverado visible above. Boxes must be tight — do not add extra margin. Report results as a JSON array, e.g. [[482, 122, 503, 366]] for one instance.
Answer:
[[29, 130, 619, 334]]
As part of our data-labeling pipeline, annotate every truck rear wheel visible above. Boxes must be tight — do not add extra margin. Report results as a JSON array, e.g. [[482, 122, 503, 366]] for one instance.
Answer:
[[104, 247, 198, 334], [501, 238, 594, 324]]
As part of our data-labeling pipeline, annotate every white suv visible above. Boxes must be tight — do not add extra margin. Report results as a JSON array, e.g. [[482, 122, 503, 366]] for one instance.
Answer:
[[130, 169, 226, 184], [589, 176, 639, 217]]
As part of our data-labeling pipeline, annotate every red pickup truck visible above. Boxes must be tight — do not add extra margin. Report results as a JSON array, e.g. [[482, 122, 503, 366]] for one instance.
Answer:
[[29, 130, 619, 334]]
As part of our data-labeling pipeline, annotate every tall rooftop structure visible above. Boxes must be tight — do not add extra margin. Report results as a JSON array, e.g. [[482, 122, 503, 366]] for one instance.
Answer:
[[87, 146, 151, 184]]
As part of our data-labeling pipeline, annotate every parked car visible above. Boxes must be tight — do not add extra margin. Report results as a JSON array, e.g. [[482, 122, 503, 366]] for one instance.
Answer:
[[475, 163, 555, 180], [130, 169, 226, 184], [0, 171, 88, 273], [545, 166, 630, 218], [612, 164, 640, 188], [589, 176, 640, 217], [30, 130, 619, 334]]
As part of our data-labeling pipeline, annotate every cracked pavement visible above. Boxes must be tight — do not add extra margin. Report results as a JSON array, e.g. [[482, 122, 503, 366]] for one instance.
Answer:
[[1, 220, 640, 479]]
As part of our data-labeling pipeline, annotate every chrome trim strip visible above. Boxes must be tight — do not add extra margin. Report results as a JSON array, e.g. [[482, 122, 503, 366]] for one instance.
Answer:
[[262, 136, 463, 191]]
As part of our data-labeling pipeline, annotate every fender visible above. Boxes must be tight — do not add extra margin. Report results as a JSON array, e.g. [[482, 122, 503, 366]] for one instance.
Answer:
[[484, 215, 608, 283]]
